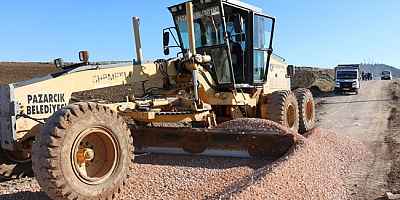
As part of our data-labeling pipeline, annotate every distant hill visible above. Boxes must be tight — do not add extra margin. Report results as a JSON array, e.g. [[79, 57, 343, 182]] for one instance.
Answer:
[[360, 63, 400, 79]]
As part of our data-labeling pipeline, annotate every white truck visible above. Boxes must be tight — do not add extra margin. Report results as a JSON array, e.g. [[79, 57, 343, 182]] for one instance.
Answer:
[[334, 64, 360, 94]]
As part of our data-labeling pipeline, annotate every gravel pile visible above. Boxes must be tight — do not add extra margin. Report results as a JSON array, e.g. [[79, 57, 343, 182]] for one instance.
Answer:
[[216, 118, 297, 134], [234, 127, 370, 199], [0, 119, 370, 200]]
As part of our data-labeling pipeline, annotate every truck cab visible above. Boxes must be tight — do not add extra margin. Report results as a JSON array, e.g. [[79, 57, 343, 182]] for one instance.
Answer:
[[334, 64, 360, 94]]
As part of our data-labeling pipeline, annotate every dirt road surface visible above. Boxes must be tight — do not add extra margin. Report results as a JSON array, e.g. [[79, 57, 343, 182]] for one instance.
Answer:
[[315, 79, 400, 199]]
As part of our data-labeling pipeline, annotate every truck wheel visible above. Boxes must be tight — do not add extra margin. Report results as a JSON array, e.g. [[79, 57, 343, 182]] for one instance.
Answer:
[[266, 90, 299, 133], [0, 148, 32, 178], [32, 102, 134, 200], [294, 88, 315, 134]]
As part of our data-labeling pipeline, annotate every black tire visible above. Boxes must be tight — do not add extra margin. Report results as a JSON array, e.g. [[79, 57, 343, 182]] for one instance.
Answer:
[[294, 88, 315, 134], [32, 102, 134, 200], [265, 90, 299, 133], [0, 147, 33, 178]]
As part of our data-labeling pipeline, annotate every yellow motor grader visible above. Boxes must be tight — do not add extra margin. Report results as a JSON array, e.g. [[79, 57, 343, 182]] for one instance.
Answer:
[[0, 0, 315, 199]]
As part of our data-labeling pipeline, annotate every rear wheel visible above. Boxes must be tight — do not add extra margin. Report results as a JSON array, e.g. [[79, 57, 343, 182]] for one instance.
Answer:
[[266, 90, 299, 133], [294, 88, 316, 134], [32, 102, 134, 200]]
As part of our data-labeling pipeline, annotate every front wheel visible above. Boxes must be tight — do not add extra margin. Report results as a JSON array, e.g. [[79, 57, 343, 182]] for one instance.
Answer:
[[265, 90, 299, 133], [32, 102, 134, 200]]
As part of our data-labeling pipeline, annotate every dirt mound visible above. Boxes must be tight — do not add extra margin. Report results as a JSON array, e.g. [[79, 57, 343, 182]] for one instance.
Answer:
[[232, 128, 370, 199], [217, 118, 295, 134], [291, 69, 316, 89], [386, 81, 400, 189], [291, 67, 335, 94], [0, 62, 60, 84]]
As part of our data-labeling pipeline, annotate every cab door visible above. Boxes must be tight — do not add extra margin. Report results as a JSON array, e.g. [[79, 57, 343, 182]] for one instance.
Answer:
[[250, 13, 275, 85]]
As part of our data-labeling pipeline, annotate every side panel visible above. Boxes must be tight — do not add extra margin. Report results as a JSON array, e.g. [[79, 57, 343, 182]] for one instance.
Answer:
[[0, 84, 19, 150], [264, 54, 289, 94], [1, 63, 136, 150]]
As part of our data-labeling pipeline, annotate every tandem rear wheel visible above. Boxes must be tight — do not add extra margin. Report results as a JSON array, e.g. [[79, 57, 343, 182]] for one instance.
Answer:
[[265, 90, 300, 133]]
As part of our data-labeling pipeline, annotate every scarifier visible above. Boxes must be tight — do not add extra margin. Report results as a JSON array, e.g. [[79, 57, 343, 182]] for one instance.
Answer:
[[0, 0, 315, 199]]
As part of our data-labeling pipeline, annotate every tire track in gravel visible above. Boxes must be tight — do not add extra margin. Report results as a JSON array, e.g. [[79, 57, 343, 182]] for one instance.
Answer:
[[314, 80, 397, 199]]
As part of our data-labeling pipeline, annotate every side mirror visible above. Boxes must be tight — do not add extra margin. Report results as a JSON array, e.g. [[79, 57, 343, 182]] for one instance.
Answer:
[[287, 65, 295, 76], [163, 32, 170, 47], [164, 47, 170, 55], [234, 14, 243, 33]]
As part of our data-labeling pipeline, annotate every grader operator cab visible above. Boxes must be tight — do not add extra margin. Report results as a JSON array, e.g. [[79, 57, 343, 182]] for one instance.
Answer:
[[163, 0, 277, 87], [0, 0, 315, 199]]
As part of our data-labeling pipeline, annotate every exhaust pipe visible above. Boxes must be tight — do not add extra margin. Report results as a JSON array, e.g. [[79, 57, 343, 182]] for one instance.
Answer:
[[185, 2, 199, 103], [132, 17, 143, 62]]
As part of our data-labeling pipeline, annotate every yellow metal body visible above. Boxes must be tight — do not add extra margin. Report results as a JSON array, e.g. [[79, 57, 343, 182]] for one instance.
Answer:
[[0, 0, 294, 158], [1, 63, 133, 150]]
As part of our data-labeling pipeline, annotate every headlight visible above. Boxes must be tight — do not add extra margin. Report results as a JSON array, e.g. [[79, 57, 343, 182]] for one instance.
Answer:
[[334, 82, 340, 87], [170, 6, 178, 12], [54, 58, 64, 68]]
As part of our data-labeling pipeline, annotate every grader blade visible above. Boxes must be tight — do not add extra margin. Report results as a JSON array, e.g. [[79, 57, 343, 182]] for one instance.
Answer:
[[130, 127, 294, 158]]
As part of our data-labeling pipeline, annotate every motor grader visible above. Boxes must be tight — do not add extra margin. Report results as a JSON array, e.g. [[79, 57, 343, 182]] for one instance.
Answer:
[[0, 0, 315, 199]]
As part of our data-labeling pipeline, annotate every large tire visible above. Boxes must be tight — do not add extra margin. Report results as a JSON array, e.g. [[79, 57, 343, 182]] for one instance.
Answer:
[[265, 90, 299, 133], [32, 102, 134, 200], [0, 147, 32, 178], [294, 88, 315, 134]]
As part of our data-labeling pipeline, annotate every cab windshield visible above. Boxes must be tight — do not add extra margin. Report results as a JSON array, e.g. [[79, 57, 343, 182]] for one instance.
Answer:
[[174, 6, 224, 49], [381, 71, 391, 75], [336, 71, 358, 79]]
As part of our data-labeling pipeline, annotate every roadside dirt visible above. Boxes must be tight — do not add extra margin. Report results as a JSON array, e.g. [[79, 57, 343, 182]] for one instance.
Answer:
[[315, 79, 400, 199]]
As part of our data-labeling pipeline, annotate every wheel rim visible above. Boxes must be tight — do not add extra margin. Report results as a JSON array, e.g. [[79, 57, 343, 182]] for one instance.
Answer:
[[71, 126, 119, 185], [286, 103, 296, 128], [3, 149, 31, 163], [306, 100, 314, 121]]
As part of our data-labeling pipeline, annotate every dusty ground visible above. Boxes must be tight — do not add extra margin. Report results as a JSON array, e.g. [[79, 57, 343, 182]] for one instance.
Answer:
[[315, 79, 400, 199], [0, 62, 399, 199]]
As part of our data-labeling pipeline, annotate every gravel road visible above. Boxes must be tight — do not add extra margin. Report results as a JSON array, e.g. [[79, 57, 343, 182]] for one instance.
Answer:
[[315, 79, 400, 199]]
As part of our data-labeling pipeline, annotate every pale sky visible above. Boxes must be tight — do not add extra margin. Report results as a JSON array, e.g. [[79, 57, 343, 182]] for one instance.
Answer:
[[1, 0, 399, 68]]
